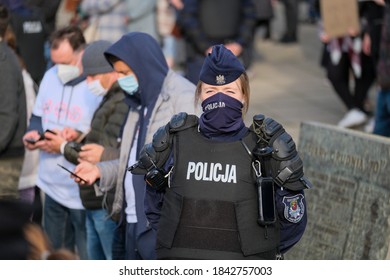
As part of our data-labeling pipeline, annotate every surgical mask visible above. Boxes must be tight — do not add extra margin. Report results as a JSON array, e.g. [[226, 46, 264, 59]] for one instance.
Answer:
[[57, 64, 80, 84], [87, 79, 108, 96], [118, 74, 139, 95], [199, 92, 245, 137]]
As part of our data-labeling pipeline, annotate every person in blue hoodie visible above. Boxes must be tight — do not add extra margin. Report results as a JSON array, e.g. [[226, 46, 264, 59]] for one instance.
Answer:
[[72, 32, 198, 259]]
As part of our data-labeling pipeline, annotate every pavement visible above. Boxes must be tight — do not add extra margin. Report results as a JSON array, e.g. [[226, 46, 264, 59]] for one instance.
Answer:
[[245, 2, 377, 143]]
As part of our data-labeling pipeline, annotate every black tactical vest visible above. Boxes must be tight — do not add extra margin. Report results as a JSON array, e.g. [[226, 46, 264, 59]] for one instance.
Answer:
[[156, 127, 280, 260]]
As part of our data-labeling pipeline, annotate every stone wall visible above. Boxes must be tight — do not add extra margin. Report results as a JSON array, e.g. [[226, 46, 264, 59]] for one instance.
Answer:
[[285, 122, 390, 260]]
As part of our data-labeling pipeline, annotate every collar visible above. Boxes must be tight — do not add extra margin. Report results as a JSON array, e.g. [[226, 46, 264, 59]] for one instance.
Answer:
[[64, 74, 87, 86]]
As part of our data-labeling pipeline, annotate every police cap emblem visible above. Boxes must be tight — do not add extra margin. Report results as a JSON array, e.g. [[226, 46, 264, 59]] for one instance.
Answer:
[[216, 74, 226, 85]]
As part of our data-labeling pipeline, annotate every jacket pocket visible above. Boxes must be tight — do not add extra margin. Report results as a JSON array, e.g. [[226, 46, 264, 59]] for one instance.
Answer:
[[156, 190, 184, 248], [235, 199, 279, 256]]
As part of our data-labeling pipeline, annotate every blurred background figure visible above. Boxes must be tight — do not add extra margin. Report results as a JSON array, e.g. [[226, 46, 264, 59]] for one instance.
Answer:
[[4, 23, 42, 224], [158, 0, 187, 73], [315, 0, 377, 128], [28, 0, 62, 70], [177, 0, 256, 84], [249, 0, 274, 75], [278, 0, 299, 43], [373, 0, 390, 136], [0, 3, 27, 201], [55, 0, 80, 31], [24, 223, 78, 260], [157, 0, 178, 68], [0, 199, 33, 259], [0, 0, 47, 85], [125, 0, 159, 41], [0, 198, 77, 260], [26, 0, 61, 37], [79, 0, 128, 43], [306, 0, 319, 24], [253, 0, 274, 41]]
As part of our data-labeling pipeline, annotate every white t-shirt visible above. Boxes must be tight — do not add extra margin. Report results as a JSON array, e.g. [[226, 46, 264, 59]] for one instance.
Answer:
[[124, 107, 147, 223], [124, 129, 138, 223]]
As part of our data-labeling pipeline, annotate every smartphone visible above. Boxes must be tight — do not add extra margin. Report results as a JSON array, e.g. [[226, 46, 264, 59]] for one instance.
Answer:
[[45, 129, 57, 135], [25, 132, 45, 144], [25, 138, 38, 144], [57, 164, 87, 183], [256, 177, 276, 226]]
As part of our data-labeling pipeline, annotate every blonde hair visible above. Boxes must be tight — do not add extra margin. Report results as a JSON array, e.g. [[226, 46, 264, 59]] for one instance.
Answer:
[[195, 72, 250, 114], [23, 223, 78, 260]]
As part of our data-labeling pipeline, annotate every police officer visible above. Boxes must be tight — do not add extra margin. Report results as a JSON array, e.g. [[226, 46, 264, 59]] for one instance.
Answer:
[[132, 44, 311, 260]]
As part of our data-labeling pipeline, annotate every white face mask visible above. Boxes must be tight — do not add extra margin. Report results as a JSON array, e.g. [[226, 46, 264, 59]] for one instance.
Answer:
[[87, 79, 108, 96], [57, 64, 80, 84]]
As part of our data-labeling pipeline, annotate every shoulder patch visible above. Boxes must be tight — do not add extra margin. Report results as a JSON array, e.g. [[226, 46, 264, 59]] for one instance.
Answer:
[[282, 194, 305, 223]]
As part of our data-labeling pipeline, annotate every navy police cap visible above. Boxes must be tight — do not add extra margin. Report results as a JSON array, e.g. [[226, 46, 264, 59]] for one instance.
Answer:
[[199, 44, 245, 85]]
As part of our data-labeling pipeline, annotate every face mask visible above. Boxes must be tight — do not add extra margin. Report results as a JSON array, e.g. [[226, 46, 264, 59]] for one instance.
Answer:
[[87, 80, 108, 97], [199, 92, 245, 137], [57, 64, 80, 84], [118, 74, 139, 95]]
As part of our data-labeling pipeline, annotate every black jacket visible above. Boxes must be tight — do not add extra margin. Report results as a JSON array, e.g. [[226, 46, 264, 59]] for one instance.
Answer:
[[177, 0, 256, 59], [64, 83, 129, 209], [0, 41, 26, 158]]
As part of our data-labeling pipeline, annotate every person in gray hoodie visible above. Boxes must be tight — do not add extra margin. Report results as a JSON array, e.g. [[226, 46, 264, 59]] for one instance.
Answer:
[[72, 32, 198, 259]]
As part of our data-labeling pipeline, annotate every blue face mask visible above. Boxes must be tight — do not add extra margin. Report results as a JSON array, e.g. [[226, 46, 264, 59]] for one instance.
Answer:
[[118, 74, 139, 95]]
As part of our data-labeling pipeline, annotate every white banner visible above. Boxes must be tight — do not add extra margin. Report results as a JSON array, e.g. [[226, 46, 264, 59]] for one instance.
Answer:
[[2, 260, 389, 280]]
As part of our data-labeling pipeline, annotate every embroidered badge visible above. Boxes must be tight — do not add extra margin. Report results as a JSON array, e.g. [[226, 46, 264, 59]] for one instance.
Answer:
[[216, 74, 226, 85], [282, 194, 305, 223]]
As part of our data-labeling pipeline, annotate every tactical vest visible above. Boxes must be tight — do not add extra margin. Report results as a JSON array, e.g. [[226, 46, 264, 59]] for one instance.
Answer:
[[156, 127, 280, 260]]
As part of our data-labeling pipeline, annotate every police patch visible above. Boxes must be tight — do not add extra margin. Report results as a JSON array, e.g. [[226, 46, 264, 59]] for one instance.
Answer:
[[282, 194, 305, 223]]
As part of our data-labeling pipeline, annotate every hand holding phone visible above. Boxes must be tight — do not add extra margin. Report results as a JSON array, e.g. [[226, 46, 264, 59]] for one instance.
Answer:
[[57, 164, 88, 184], [24, 132, 44, 145], [25, 138, 38, 144], [45, 129, 57, 135]]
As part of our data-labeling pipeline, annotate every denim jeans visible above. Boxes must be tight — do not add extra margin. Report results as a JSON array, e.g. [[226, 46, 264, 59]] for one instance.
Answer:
[[43, 194, 87, 259], [373, 89, 390, 137], [86, 209, 117, 260]]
